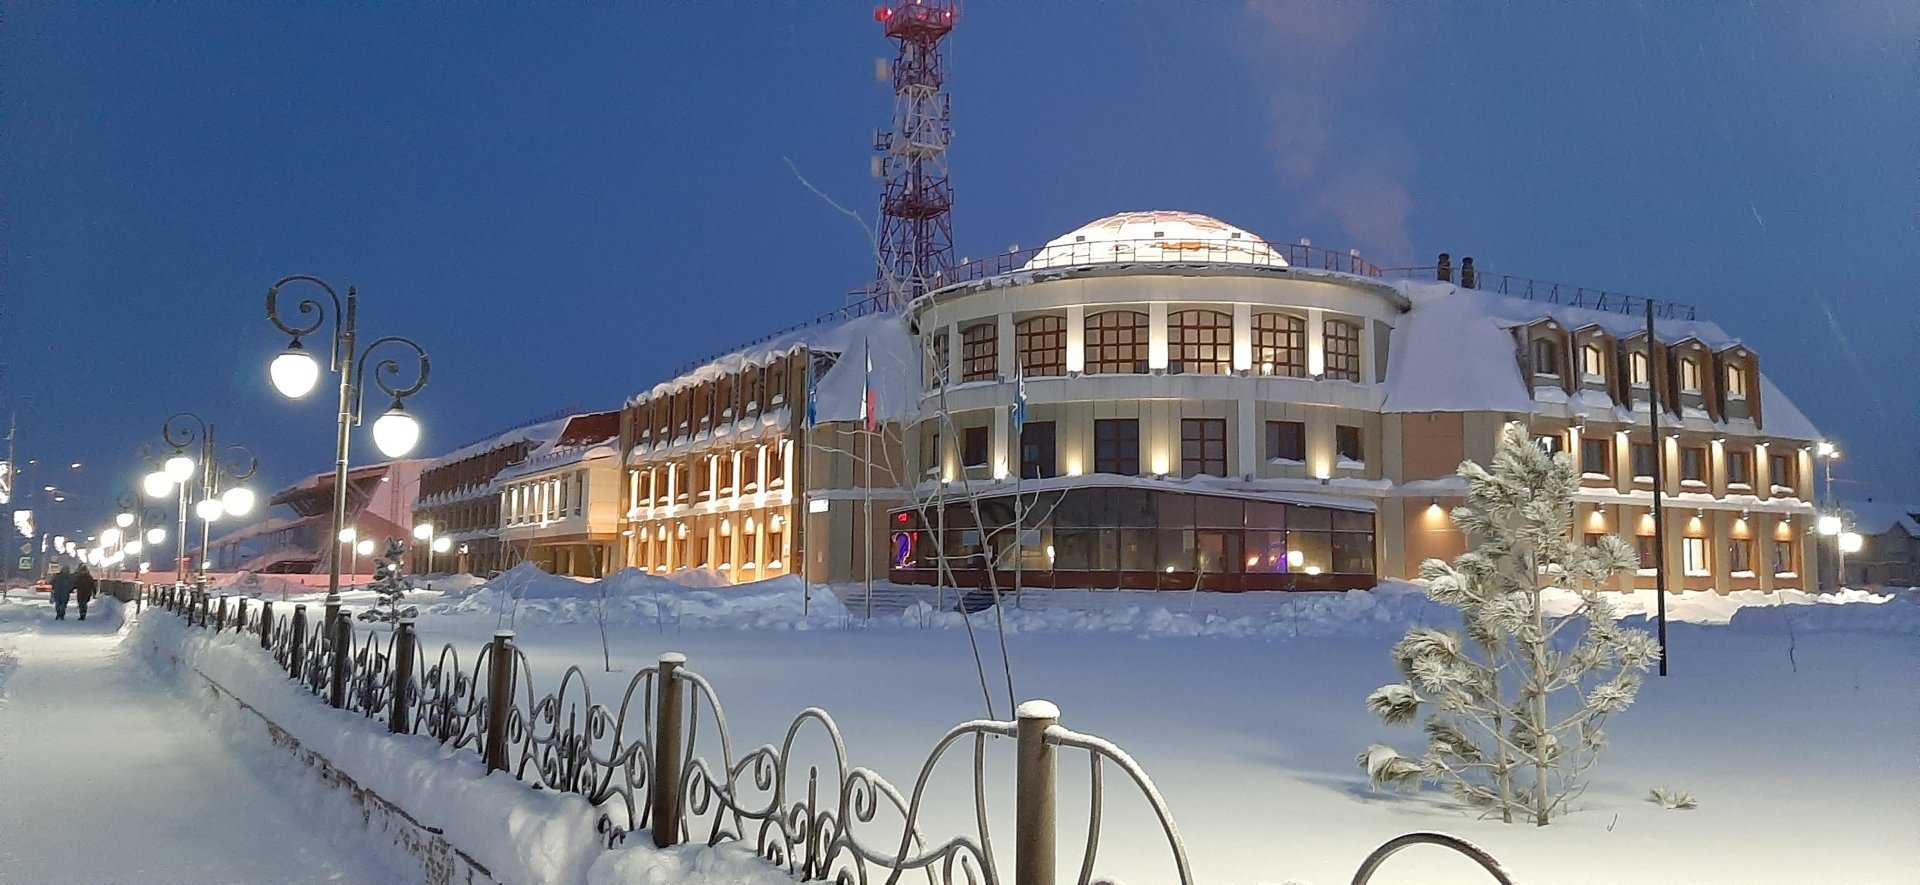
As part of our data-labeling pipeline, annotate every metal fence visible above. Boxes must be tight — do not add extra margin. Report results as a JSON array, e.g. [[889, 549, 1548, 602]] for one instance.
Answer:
[[1383, 266, 1698, 320], [146, 583, 1511, 885]]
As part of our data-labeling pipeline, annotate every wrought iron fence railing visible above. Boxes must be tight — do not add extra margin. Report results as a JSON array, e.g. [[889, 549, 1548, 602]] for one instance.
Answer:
[[142, 582, 1511, 885]]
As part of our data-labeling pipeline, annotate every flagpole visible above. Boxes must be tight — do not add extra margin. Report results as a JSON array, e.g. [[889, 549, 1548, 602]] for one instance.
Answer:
[[1011, 367, 1024, 608], [862, 340, 875, 623]]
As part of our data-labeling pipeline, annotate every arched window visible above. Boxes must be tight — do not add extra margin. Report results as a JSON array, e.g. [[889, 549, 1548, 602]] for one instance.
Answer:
[[1323, 319, 1362, 381], [1084, 310, 1149, 375], [1169, 309, 1233, 375], [961, 322, 997, 382], [1252, 313, 1306, 377], [1016, 315, 1066, 377]]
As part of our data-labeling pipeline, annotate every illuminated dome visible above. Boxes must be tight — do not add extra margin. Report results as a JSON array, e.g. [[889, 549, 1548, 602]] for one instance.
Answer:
[[1022, 210, 1286, 271]]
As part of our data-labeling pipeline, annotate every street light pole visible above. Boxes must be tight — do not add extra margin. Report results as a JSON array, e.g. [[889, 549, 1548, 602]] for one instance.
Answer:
[[265, 275, 430, 629]]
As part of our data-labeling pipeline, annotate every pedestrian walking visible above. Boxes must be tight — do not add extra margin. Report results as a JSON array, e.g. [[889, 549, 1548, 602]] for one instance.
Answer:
[[74, 565, 98, 621], [49, 565, 75, 620]]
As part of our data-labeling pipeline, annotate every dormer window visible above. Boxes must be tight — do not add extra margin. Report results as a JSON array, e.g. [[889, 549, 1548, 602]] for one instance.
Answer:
[[1629, 351, 1649, 388], [1678, 357, 1702, 393], [1530, 338, 1561, 378], [1724, 364, 1748, 399], [1580, 344, 1606, 380]]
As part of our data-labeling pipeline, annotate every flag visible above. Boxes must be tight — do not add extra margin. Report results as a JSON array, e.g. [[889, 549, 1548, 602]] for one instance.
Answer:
[[1010, 364, 1028, 432], [861, 340, 878, 432], [804, 352, 818, 428]]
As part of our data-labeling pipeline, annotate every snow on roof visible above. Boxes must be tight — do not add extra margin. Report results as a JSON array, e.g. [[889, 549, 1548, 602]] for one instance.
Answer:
[[1380, 280, 1820, 440], [1845, 498, 1920, 537], [1022, 210, 1286, 271], [422, 416, 571, 470], [636, 311, 919, 425]]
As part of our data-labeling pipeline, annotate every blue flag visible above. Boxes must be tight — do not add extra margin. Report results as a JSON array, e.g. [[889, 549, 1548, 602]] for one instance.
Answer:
[[804, 353, 818, 428]]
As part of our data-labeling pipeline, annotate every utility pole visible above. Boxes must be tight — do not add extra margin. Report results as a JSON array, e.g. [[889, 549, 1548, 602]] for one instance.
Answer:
[[1646, 299, 1669, 677]]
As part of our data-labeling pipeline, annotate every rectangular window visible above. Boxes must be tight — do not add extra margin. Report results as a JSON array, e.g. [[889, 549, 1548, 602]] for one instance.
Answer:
[[768, 440, 787, 488], [1629, 351, 1649, 387], [962, 426, 990, 469], [1019, 422, 1057, 479], [961, 323, 997, 382], [1093, 419, 1140, 475], [926, 331, 950, 389], [1016, 315, 1066, 377], [1168, 309, 1233, 375], [1531, 338, 1561, 377], [1632, 443, 1657, 480], [1769, 453, 1795, 490], [919, 425, 941, 479], [1084, 311, 1149, 375], [1679, 358, 1702, 393], [1323, 320, 1361, 381], [1729, 538, 1753, 574], [1581, 438, 1611, 476], [717, 454, 735, 495], [1636, 535, 1658, 570], [1683, 537, 1710, 576], [1266, 420, 1305, 462], [1724, 364, 1747, 398], [1336, 425, 1364, 464], [1681, 447, 1706, 483], [1726, 450, 1752, 486], [1772, 534, 1797, 575], [767, 357, 788, 406], [742, 448, 759, 491], [1534, 433, 1564, 455], [1180, 418, 1228, 478], [1581, 344, 1606, 378], [1252, 313, 1306, 377]]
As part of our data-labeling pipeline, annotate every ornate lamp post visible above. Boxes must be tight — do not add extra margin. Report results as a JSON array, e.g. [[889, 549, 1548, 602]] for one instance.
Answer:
[[150, 413, 258, 582], [263, 275, 429, 627]]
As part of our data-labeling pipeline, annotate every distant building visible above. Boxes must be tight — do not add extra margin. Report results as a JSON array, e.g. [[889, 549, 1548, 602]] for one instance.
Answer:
[[408, 414, 574, 576], [497, 410, 622, 577], [1839, 499, 1919, 590], [205, 460, 423, 575]]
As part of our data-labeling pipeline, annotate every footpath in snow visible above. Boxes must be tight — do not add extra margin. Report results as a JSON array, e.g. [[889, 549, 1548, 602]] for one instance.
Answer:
[[0, 597, 406, 885]]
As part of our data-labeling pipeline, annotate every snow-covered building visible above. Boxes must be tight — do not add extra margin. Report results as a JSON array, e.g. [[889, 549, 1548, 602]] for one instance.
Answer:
[[495, 410, 622, 577], [881, 210, 1826, 592], [613, 312, 917, 585], [207, 460, 424, 575], [409, 413, 574, 576], [1838, 499, 1919, 589]]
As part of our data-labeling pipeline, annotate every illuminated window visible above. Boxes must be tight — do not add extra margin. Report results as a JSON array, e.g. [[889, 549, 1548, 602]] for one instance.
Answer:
[[1629, 351, 1649, 387], [1682, 537, 1710, 576], [1581, 344, 1606, 378], [1678, 357, 1702, 393], [1168, 309, 1232, 375], [1016, 315, 1066, 377], [1252, 313, 1306, 377], [1085, 311, 1149, 374], [1323, 320, 1361, 381], [1724, 364, 1747, 398], [961, 323, 997, 382]]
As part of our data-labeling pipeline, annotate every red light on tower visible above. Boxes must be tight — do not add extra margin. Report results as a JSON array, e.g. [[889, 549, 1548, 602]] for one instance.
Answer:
[[873, 6, 891, 22]]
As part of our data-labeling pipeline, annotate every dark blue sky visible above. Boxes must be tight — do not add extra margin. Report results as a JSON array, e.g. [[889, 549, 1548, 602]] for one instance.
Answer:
[[5, 2, 1915, 539]]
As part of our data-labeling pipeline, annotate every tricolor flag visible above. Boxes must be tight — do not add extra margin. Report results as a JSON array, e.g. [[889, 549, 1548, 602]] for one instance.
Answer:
[[804, 352, 818, 428], [861, 340, 878, 432]]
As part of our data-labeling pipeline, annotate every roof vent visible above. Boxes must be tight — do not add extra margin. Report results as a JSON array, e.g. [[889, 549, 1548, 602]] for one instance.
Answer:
[[1461, 256, 1477, 289], [1230, 232, 1241, 240], [1153, 230, 1164, 238], [1074, 235, 1085, 243], [1437, 252, 1452, 282]]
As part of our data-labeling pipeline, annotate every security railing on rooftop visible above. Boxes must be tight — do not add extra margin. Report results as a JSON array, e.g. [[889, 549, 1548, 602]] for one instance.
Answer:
[[1382, 266, 1699, 320], [929, 236, 1386, 289]]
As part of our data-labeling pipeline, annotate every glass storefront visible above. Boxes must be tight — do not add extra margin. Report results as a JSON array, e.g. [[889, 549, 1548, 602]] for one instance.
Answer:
[[888, 486, 1376, 590]]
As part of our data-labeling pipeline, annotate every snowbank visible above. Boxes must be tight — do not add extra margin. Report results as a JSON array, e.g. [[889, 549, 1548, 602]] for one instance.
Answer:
[[134, 613, 605, 885], [435, 565, 850, 630]]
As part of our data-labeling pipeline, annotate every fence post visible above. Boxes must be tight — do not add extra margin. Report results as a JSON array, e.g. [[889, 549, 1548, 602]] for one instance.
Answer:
[[328, 611, 351, 709], [652, 652, 687, 848], [1016, 700, 1059, 885], [324, 597, 341, 643], [484, 631, 515, 774], [260, 600, 273, 648], [216, 595, 228, 631], [289, 604, 307, 679], [236, 597, 248, 632], [390, 619, 416, 734]]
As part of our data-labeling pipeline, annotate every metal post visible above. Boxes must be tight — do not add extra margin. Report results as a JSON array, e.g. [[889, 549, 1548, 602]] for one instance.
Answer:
[[652, 652, 687, 848], [215, 595, 228, 630], [1016, 700, 1058, 885], [328, 611, 351, 708], [324, 291, 358, 614], [289, 605, 307, 679], [390, 618, 416, 734], [484, 630, 515, 773], [260, 600, 273, 648], [324, 596, 341, 644], [1646, 299, 1669, 676], [235, 597, 248, 633]]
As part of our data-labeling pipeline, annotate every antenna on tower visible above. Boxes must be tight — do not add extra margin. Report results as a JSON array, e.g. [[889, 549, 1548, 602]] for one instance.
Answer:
[[868, 0, 957, 311]]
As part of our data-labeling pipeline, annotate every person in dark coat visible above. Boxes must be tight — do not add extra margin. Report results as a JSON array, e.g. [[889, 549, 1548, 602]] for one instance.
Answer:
[[49, 565, 75, 620], [73, 565, 98, 621]]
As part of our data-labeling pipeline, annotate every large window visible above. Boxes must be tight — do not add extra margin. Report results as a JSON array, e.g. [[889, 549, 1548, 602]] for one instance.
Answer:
[[1531, 338, 1561, 377], [1726, 450, 1752, 486], [767, 440, 787, 488], [1729, 538, 1753, 574], [1581, 344, 1606, 379], [1772, 531, 1797, 575], [1631, 443, 1657, 480], [1094, 419, 1139, 475], [1168, 309, 1232, 375], [1266, 420, 1305, 462], [1085, 311, 1149, 375], [1581, 437, 1612, 476], [1017, 315, 1066, 378], [1724, 363, 1747, 398], [961, 323, 997, 382], [1252, 313, 1306, 377], [1680, 446, 1706, 483], [1323, 319, 1361, 381], [1336, 425, 1365, 464], [1636, 535, 1658, 570], [1629, 351, 1649, 387], [1019, 422, 1056, 479], [1683, 536, 1710, 576], [962, 426, 990, 468], [1180, 418, 1227, 478], [1769, 452, 1795, 490], [1678, 357, 1702, 392]]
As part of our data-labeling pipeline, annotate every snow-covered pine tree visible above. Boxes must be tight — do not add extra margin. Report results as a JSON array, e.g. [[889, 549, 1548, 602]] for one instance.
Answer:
[[1359, 422, 1661, 825], [357, 537, 417, 623]]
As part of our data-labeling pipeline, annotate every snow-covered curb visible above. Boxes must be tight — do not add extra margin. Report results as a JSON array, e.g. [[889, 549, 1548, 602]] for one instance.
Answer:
[[135, 612, 603, 885]]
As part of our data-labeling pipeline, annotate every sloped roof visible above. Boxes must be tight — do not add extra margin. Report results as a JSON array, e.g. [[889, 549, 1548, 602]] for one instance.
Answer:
[[1847, 498, 1920, 537]]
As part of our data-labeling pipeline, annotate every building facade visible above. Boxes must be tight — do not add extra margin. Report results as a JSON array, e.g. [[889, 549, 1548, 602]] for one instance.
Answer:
[[883, 210, 1824, 593], [206, 460, 423, 576], [410, 415, 572, 576], [1838, 500, 1919, 590], [497, 411, 622, 577]]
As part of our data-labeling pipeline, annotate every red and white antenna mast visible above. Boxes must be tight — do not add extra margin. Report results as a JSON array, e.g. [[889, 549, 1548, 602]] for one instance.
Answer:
[[870, 0, 956, 309]]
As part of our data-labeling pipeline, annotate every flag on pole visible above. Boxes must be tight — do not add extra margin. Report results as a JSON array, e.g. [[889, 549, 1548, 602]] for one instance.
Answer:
[[804, 351, 818, 428], [861, 340, 878, 432], [1010, 364, 1028, 432]]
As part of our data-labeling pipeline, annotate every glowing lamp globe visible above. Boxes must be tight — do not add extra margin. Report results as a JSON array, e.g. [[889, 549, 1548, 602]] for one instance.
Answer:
[[371, 405, 421, 458], [221, 486, 257, 517], [146, 527, 166, 545], [269, 341, 322, 399], [431, 536, 451, 554], [1817, 514, 1842, 537], [355, 539, 374, 556], [100, 528, 122, 548], [163, 454, 196, 484], [338, 527, 357, 544], [1838, 531, 1864, 554], [125, 540, 144, 556], [115, 512, 135, 528], [143, 470, 174, 499], [195, 497, 225, 522], [412, 522, 434, 541]]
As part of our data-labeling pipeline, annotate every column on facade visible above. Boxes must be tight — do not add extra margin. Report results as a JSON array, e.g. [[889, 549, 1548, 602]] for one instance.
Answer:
[[1148, 302, 1168, 371], [1064, 305, 1086, 374]]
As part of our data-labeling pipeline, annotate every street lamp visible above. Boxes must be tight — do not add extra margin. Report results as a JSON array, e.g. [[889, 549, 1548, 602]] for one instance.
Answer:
[[159, 413, 258, 582], [142, 470, 174, 499], [265, 274, 430, 619], [146, 526, 165, 546], [115, 512, 134, 529], [352, 538, 375, 581]]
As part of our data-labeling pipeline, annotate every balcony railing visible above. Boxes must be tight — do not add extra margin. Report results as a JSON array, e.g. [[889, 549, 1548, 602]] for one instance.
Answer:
[[1382, 267, 1699, 321], [930, 237, 1385, 290]]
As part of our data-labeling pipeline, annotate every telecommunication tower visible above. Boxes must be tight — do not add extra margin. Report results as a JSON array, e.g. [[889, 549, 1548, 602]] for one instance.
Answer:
[[870, 0, 956, 309]]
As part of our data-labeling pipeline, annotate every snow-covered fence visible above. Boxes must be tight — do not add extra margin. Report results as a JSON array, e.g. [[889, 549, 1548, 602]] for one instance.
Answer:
[[146, 582, 1510, 883]]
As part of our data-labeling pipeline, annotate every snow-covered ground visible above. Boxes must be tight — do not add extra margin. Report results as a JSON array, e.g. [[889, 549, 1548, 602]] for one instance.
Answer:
[[0, 596, 412, 884]]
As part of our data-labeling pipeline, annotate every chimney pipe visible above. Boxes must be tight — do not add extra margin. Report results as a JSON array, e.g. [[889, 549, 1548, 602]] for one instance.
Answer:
[[1436, 252, 1452, 283], [1461, 256, 1477, 290]]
